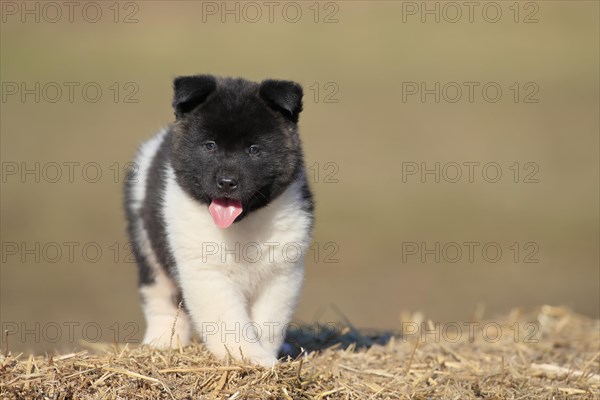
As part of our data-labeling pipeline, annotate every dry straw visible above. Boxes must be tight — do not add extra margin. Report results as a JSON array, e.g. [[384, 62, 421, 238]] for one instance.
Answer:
[[1, 306, 598, 399]]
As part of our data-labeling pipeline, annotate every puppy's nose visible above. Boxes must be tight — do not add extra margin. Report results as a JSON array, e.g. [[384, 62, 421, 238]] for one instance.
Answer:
[[216, 176, 238, 190]]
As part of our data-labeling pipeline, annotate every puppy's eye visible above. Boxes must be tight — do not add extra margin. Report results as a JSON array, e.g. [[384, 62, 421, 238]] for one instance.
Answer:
[[203, 141, 216, 151], [248, 145, 260, 155]]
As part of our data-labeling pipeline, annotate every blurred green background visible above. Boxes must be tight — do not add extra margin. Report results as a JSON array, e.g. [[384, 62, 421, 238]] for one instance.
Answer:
[[1, 1, 598, 353]]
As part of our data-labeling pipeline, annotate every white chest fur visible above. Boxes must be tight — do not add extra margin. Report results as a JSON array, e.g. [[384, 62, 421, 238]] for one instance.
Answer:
[[163, 165, 311, 282]]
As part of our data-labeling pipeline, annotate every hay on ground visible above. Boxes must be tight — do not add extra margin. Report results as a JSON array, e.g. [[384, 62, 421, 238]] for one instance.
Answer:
[[1, 306, 598, 399]]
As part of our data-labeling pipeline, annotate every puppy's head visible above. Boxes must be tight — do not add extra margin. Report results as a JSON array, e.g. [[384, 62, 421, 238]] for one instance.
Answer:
[[169, 75, 304, 228]]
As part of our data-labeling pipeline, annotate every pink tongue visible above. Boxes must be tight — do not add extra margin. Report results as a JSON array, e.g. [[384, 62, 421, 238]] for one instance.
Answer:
[[209, 199, 243, 228]]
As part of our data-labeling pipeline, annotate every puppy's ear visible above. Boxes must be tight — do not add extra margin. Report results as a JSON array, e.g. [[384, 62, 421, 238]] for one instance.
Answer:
[[172, 75, 217, 118], [259, 80, 303, 123]]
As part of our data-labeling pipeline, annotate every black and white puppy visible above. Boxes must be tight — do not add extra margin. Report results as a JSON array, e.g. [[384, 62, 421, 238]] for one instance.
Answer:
[[124, 75, 313, 366]]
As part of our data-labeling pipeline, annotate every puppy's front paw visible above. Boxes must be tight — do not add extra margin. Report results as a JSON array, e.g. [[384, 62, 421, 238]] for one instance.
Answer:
[[230, 344, 278, 367], [247, 353, 277, 368], [143, 332, 191, 349], [143, 325, 191, 349], [143, 313, 192, 349]]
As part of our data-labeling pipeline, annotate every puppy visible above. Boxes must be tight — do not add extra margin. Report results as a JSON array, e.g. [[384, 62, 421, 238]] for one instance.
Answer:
[[124, 75, 313, 366]]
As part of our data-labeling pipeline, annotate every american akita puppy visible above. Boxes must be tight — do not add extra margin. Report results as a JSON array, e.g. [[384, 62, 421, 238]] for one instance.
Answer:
[[124, 75, 313, 366]]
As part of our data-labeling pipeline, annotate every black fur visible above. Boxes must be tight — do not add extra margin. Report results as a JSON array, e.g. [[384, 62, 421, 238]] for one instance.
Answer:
[[258, 80, 303, 123], [172, 75, 217, 118], [170, 75, 309, 220]]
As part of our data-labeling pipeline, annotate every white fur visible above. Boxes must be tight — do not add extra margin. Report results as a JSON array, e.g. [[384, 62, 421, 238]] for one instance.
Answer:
[[133, 131, 312, 367], [130, 129, 167, 210], [140, 269, 193, 348]]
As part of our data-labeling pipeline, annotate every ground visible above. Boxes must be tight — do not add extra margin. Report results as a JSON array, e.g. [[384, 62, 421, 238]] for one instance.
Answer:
[[1, 306, 598, 399]]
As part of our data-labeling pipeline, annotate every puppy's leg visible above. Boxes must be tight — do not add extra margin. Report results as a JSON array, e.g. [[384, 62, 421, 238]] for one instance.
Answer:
[[179, 268, 276, 367], [251, 265, 304, 358], [140, 271, 192, 348]]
